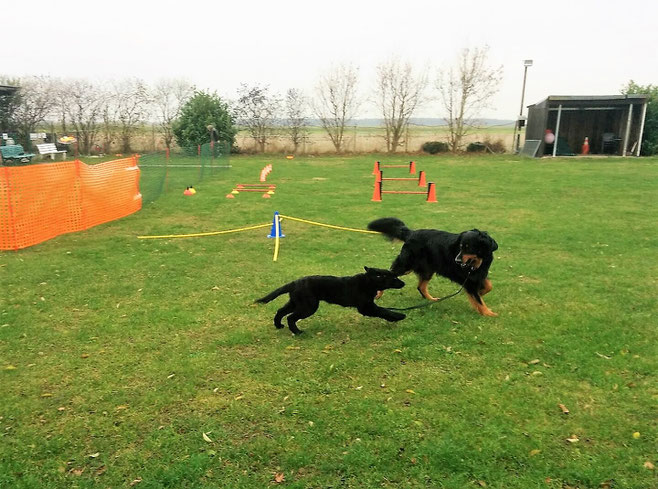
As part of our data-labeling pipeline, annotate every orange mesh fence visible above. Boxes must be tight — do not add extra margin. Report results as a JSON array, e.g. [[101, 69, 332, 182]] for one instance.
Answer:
[[0, 157, 141, 250]]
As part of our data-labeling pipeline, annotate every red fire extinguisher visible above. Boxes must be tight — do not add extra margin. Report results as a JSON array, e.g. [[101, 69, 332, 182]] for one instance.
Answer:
[[581, 137, 590, 155]]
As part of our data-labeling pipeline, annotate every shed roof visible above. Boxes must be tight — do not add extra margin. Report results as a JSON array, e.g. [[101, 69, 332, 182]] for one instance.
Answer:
[[529, 94, 648, 109], [0, 84, 19, 94]]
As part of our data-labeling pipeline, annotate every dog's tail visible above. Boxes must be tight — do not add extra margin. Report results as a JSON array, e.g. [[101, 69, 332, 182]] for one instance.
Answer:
[[367, 217, 412, 242], [254, 282, 295, 304]]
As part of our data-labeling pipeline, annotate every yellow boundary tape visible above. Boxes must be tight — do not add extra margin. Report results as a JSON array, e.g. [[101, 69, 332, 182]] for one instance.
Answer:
[[137, 214, 378, 262], [137, 223, 271, 240], [279, 215, 378, 235]]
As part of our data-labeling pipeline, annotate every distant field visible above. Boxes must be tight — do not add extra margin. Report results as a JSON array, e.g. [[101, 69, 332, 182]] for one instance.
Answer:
[[236, 124, 515, 154], [1, 154, 656, 488], [55, 123, 516, 155], [123, 124, 515, 154]]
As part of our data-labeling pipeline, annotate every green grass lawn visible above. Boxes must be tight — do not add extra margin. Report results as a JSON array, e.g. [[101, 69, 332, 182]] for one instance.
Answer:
[[1, 154, 656, 488]]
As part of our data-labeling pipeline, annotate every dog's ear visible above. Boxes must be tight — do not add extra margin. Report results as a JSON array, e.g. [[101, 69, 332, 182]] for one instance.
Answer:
[[481, 231, 498, 252], [364, 266, 371, 273]]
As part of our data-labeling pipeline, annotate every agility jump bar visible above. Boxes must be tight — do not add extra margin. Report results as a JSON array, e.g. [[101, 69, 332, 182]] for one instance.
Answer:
[[375, 170, 426, 187], [371, 180, 437, 203], [372, 160, 415, 175], [227, 183, 276, 198]]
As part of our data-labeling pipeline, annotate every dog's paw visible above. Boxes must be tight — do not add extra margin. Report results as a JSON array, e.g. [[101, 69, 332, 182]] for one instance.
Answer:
[[417, 286, 439, 301]]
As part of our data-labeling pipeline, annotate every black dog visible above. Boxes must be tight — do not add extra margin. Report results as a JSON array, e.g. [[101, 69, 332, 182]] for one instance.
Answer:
[[367, 217, 499, 317], [255, 267, 406, 334]]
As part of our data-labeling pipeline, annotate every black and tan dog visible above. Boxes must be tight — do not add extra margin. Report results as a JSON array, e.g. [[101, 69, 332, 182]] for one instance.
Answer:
[[367, 217, 499, 317], [255, 267, 406, 334]]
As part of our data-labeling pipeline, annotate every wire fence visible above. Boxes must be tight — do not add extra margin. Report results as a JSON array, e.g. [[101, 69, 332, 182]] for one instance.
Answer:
[[138, 142, 231, 203]]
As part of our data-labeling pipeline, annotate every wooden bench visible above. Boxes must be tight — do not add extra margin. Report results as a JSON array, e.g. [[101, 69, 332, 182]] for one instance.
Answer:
[[0, 144, 36, 164], [37, 142, 67, 160]]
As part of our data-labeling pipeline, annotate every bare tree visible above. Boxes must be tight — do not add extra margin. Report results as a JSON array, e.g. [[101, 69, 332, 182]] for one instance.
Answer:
[[66, 79, 105, 155], [375, 59, 428, 153], [436, 46, 503, 152], [312, 63, 360, 153], [113, 78, 151, 154], [99, 82, 118, 154], [284, 88, 308, 153], [11, 76, 56, 149], [234, 84, 280, 153], [51, 78, 73, 135], [152, 78, 193, 151]]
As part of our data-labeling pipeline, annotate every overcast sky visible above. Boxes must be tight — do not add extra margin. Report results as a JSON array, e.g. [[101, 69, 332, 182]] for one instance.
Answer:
[[5, 0, 657, 120]]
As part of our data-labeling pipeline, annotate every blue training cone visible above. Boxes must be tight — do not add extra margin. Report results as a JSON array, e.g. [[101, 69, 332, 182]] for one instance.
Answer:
[[267, 211, 285, 238]]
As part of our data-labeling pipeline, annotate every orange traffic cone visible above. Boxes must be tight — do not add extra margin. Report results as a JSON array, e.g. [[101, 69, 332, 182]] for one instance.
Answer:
[[409, 160, 416, 174], [184, 187, 193, 196], [372, 161, 380, 175], [375, 170, 382, 183], [426, 182, 437, 203], [418, 170, 427, 187], [582, 137, 590, 155], [371, 181, 382, 202], [226, 193, 235, 199]]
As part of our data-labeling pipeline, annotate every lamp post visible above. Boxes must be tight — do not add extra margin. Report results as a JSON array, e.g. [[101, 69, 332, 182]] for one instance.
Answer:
[[513, 59, 533, 153]]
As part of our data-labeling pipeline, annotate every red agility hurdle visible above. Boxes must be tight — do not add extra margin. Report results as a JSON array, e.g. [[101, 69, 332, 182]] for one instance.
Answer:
[[371, 180, 437, 203], [377, 170, 426, 187], [372, 160, 416, 175]]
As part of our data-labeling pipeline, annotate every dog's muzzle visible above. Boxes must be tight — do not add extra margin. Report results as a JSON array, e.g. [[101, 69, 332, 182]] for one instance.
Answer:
[[455, 252, 478, 271]]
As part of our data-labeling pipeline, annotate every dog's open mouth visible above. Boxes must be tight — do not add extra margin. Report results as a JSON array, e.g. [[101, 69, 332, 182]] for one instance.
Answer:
[[456, 253, 482, 270]]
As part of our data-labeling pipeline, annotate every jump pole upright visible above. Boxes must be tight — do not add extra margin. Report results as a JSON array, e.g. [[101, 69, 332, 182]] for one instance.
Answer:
[[268, 211, 285, 262]]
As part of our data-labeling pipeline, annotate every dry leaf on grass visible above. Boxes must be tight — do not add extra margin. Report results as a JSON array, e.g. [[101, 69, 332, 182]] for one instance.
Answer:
[[566, 434, 579, 443], [558, 404, 570, 414], [202, 432, 213, 443], [274, 472, 285, 483], [643, 461, 655, 470]]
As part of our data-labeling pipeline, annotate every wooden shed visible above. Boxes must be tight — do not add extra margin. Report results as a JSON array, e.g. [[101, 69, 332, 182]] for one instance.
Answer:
[[523, 95, 648, 157]]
